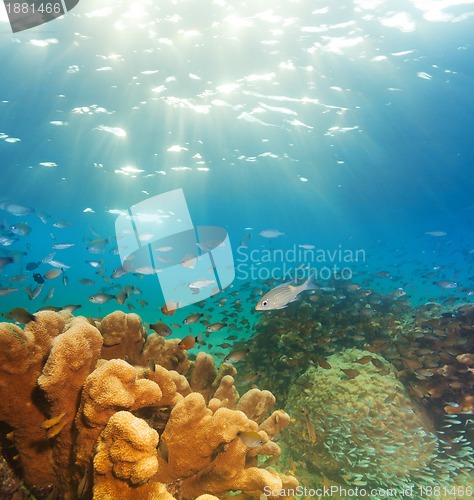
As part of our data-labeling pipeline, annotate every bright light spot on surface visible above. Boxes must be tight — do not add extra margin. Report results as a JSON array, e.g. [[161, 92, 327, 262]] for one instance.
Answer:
[[152, 85, 167, 94], [354, 0, 386, 9], [380, 12, 416, 31], [180, 29, 200, 38], [121, 166, 144, 173], [67, 65, 80, 73], [171, 166, 192, 171], [95, 125, 127, 137], [165, 14, 181, 23], [39, 162, 58, 167], [413, 0, 474, 23], [0, 7, 8, 22], [224, 15, 254, 28], [30, 39, 58, 47], [167, 145, 188, 152], [417, 71, 432, 79], [279, 60, 296, 70], [114, 20, 126, 30], [85, 7, 112, 18], [159, 38, 173, 46], [211, 99, 230, 107], [108, 209, 127, 216], [122, 4, 147, 19], [312, 36, 365, 55], [392, 50, 415, 56], [244, 72, 276, 82], [114, 165, 143, 176], [217, 83, 240, 93]]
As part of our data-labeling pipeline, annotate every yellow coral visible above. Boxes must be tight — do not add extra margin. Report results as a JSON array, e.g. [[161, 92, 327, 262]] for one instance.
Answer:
[[0, 310, 297, 499], [99, 311, 145, 364], [0, 311, 68, 486]]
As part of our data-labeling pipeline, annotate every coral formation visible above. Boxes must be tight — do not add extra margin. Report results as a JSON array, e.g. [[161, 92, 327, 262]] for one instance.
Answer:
[[284, 348, 474, 496], [237, 285, 411, 405], [0, 310, 297, 499]]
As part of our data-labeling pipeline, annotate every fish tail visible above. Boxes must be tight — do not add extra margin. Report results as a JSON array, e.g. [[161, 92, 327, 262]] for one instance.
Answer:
[[303, 272, 319, 291]]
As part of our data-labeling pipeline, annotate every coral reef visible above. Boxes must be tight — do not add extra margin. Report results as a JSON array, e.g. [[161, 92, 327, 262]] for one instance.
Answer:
[[237, 285, 411, 405], [284, 348, 474, 496], [0, 310, 297, 499]]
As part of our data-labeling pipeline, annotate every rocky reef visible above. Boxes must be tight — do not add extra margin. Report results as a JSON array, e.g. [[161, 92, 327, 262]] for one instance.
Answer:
[[284, 348, 474, 497], [239, 285, 412, 405], [0, 310, 297, 499], [233, 288, 474, 498]]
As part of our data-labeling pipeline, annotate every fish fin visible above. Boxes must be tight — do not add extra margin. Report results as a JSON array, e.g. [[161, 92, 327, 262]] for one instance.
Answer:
[[303, 272, 319, 291]]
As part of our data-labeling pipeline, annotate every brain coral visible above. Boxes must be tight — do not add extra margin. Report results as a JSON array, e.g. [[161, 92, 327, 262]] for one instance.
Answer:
[[284, 348, 454, 493]]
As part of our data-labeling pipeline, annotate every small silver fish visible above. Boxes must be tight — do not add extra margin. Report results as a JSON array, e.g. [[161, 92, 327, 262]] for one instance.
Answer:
[[10, 222, 31, 236], [87, 238, 108, 254], [433, 280, 458, 289], [0, 203, 33, 216], [85, 260, 104, 268], [26, 284, 44, 300], [183, 313, 203, 325], [224, 349, 249, 363], [36, 211, 51, 224], [61, 304, 82, 313], [52, 243, 75, 250], [89, 293, 116, 304], [49, 260, 70, 269], [259, 229, 284, 238], [111, 266, 128, 279], [206, 322, 227, 333], [255, 274, 318, 310], [53, 220, 71, 229]]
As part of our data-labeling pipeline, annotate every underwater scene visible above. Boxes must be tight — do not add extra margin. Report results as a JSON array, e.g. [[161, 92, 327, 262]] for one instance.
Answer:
[[1, 0, 474, 498]]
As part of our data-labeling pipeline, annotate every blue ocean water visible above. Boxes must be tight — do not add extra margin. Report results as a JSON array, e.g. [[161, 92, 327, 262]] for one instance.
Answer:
[[1, 1, 474, 497]]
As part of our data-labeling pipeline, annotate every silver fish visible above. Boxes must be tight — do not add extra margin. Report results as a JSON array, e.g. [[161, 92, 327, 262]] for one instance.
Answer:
[[255, 274, 318, 310], [53, 220, 71, 229], [52, 243, 75, 250], [0, 203, 33, 216], [10, 222, 31, 236], [87, 238, 108, 254], [111, 265, 128, 279], [36, 211, 51, 224], [24, 283, 44, 300], [89, 293, 116, 304], [433, 280, 458, 289], [49, 259, 70, 269]]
